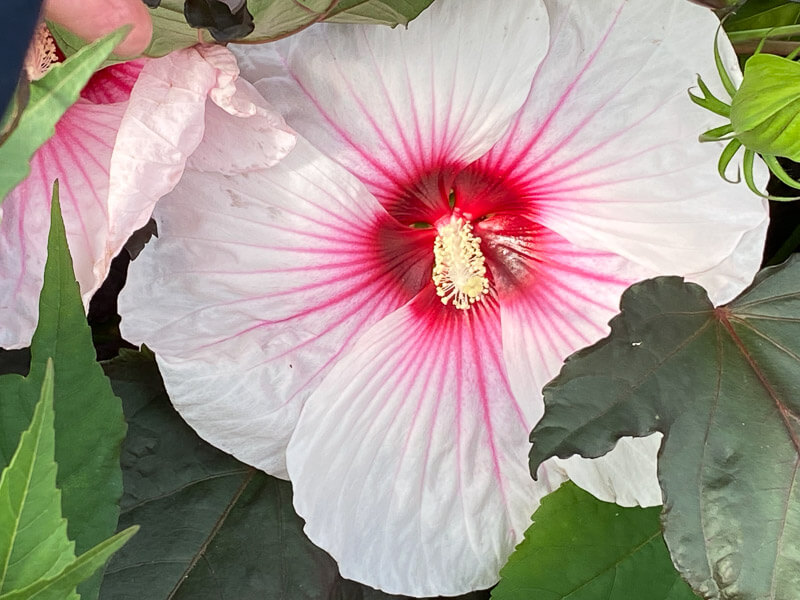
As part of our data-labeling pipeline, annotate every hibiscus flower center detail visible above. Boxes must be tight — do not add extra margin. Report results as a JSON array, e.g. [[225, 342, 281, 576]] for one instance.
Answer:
[[432, 215, 489, 309], [377, 163, 535, 310]]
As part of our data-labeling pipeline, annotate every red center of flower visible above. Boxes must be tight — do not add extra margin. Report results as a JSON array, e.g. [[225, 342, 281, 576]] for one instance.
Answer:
[[375, 163, 539, 310]]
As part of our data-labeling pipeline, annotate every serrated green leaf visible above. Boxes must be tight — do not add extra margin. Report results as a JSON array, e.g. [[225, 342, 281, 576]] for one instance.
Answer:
[[491, 482, 698, 600], [0, 362, 75, 597], [730, 53, 800, 161], [99, 349, 487, 600], [0, 189, 126, 600], [529, 260, 800, 600], [0, 28, 126, 204], [0, 527, 137, 600], [325, 0, 434, 25]]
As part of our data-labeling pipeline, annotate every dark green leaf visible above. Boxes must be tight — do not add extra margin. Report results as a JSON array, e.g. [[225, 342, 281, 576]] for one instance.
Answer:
[[529, 261, 800, 600], [0, 28, 126, 203], [325, 0, 434, 26], [0, 190, 126, 600], [491, 482, 698, 600], [725, 0, 800, 33], [100, 349, 488, 600]]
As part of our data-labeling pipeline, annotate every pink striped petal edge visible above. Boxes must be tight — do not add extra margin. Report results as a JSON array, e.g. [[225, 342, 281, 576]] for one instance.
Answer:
[[0, 44, 294, 349]]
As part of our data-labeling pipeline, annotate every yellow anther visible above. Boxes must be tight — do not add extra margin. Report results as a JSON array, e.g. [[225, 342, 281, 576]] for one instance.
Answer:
[[432, 216, 489, 310]]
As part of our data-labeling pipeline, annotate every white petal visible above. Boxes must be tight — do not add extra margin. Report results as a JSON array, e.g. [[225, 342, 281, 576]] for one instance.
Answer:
[[105, 45, 294, 292], [493, 225, 663, 506], [493, 226, 654, 424], [233, 0, 549, 202], [478, 0, 767, 305], [120, 138, 427, 476], [287, 290, 566, 596], [554, 434, 664, 507]]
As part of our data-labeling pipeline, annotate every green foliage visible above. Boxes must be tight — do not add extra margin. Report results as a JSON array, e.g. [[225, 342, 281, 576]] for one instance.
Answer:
[[99, 349, 487, 600], [0, 362, 74, 597], [0, 362, 137, 600], [491, 482, 697, 600], [0, 29, 125, 204], [529, 260, 800, 600], [141, 0, 434, 57], [690, 29, 800, 199], [725, 0, 800, 43], [731, 54, 800, 160], [0, 190, 127, 600]]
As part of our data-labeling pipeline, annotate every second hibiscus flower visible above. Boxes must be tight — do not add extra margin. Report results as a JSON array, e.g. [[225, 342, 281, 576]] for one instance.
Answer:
[[119, 0, 768, 596]]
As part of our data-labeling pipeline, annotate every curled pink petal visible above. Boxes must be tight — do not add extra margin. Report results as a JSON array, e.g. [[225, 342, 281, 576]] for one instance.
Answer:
[[1, 45, 294, 350]]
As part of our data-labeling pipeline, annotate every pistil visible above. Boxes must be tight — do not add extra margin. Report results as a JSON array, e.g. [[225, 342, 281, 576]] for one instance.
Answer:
[[432, 216, 489, 310]]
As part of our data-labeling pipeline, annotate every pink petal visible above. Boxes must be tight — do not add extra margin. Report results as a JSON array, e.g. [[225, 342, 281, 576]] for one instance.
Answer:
[[490, 224, 662, 504], [286, 289, 567, 596], [105, 44, 294, 292], [1, 45, 293, 350], [119, 138, 428, 476], [0, 76, 132, 349], [233, 0, 549, 205], [477, 0, 768, 305]]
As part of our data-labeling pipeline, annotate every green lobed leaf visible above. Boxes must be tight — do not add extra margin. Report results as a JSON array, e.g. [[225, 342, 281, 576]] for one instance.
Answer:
[[0, 189, 126, 600], [730, 53, 800, 161], [99, 348, 487, 600], [0, 362, 75, 597], [529, 260, 800, 600], [491, 482, 698, 600], [0, 28, 126, 204]]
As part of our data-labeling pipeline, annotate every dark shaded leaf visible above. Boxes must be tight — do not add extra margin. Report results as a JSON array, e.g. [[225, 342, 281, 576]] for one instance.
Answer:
[[491, 482, 698, 600], [100, 349, 489, 600], [529, 261, 800, 600], [0, 190, 126, 600], [725, 0, 800, 33]]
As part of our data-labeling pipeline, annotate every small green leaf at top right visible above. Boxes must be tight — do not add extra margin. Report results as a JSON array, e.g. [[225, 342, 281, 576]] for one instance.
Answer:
[[529, 256, 800, 600], [491, 482, 698, 600], [690, 30, 800, 200]]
